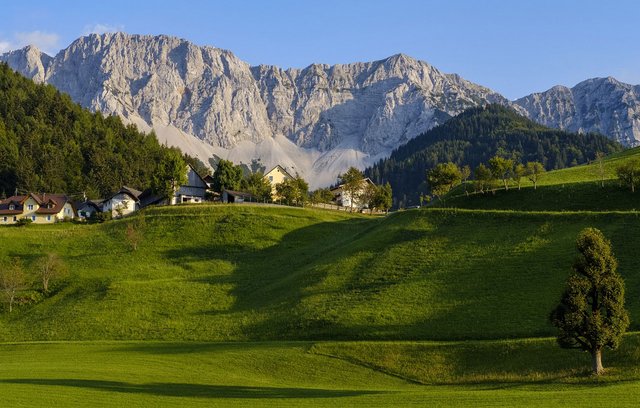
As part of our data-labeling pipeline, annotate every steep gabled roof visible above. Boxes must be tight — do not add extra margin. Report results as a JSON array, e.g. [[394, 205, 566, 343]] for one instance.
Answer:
[[0, 193, 74, 216], [264, 165, 294, 180], [34, 194, 72, 214], [108, 186, 144, 202], [330, 177, 376, 193]]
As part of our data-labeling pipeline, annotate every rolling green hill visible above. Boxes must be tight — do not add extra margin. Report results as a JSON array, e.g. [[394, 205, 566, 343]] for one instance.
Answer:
[[3, 204, 640, 406], [2, 204, 640, 342], [444, 146, 640, 211]]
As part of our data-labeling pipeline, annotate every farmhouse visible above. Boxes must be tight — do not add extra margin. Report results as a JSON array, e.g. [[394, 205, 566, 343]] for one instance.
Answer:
[[264, 165, 294, 197], [76, 199, 105, 219], [172, 164, 208, 204], [102, 186, 143, 218], [331, 178, 376, 210], [0, 193, 76, 225]]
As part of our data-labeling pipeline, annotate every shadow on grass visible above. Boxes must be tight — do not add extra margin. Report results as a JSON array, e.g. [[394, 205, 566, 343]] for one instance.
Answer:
[[0, 379, 386, 399]]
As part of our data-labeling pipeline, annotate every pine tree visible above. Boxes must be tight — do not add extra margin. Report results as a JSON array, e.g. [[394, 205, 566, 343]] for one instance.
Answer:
[[550, 228, 630, 375]]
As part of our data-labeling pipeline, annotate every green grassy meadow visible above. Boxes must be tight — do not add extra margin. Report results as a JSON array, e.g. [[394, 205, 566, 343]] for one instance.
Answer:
[[2, 201, 640, 405], [2, 338, 640, 407], [445, 146, 640, 211], [3, 205, 640, 342]]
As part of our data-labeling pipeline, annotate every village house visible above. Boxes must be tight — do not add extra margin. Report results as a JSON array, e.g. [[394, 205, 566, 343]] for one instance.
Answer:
[[330, 178, 376, 210], [264, 165, 294, 197], [172, 164, 208, 204], [0, 193, 76, 225], [76, 199, 105, 219], [102, 186, 144, 218]]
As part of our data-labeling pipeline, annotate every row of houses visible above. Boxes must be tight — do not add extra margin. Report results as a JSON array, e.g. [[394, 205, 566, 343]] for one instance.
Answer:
[[0, 164, 376, 225]]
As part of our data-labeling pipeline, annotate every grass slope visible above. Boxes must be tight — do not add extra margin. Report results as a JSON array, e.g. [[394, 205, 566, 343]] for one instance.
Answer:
[[445, 146, 640, 211], [1, 338, 640, 407], [2, 205, 640, 342]]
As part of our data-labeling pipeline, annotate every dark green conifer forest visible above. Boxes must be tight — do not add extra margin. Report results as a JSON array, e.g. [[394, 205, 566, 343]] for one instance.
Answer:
[[0, 63, 193, 199]]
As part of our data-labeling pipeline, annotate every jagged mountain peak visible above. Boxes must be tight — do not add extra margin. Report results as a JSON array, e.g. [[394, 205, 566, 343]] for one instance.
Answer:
[[0, 44, 51, 82], [515, 76, 640, 146], [2, 32, 639, 186]]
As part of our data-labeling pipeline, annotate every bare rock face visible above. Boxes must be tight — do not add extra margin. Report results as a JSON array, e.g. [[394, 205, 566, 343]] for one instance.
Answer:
[[0, 45, 51, 83], [515, 78, 640, 146], [2, 32, 638, 186], [252, 53, 513, 155], [42, 33, 273, 148]]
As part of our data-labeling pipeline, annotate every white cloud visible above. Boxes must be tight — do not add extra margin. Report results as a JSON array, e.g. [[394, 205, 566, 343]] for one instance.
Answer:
[[13, 31, 60, 55], [82, 23, 125, 36], [0, 41, 11, 53]]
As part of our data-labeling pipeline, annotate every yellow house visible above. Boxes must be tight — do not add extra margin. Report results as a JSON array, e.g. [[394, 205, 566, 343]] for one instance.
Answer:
[[264, 165, 294, 197], [0, 193, 76, 225]]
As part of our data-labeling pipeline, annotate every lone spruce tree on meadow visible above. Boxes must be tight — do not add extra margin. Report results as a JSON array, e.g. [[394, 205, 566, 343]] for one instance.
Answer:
[[550, 228, 629, 375]]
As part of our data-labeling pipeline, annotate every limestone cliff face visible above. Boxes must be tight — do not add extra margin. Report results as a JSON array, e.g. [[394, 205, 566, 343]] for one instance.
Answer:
[[2, 32, 638, 186], [252, 54, 513, 155], [0, 34, 506, 154], [0, 45, 51, 83], [515, 78, 640, 146]]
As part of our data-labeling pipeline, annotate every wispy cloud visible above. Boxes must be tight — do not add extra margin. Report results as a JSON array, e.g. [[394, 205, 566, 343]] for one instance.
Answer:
[[0, 41, 11, 53], [82, 23, 125, 36], [0, 31, 61, 55]]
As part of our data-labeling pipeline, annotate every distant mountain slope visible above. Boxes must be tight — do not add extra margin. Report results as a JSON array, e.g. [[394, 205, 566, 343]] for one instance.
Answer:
[[515, 77, 640, 146], [0, 33, 513, 187], [365, 105, 622, 207]]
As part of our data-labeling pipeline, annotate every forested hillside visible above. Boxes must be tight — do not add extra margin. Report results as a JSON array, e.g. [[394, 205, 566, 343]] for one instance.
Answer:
[[365, 105, 622, 207], [0, 63, 187, 199]]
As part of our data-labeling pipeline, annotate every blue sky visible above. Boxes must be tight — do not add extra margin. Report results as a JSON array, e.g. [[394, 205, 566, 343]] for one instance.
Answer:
[[1, 0, 638, 99]]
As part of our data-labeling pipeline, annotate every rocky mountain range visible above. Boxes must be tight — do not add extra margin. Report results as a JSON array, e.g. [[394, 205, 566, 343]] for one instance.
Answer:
[[2, 32, 639, 187]]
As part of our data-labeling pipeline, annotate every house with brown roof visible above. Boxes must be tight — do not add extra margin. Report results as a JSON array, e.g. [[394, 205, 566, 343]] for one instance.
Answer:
[[0, 193, 76, 225]]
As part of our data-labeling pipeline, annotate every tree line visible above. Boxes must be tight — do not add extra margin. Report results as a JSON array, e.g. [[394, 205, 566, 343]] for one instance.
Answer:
[[426, 156, 546, 201]]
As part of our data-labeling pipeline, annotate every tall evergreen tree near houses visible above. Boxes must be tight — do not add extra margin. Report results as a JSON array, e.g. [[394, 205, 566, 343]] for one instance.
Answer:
[[550, 228, 630, 375]]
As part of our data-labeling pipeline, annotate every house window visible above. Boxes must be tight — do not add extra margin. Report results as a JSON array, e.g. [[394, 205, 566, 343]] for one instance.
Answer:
[[9, 204, 14, 210], [13, 216, 17, 222], [28, 204, 34, 211], [47, 215, 52, 221], [31, 215, 36, 221], [2, 216, 6, 222], [269, 176, 273, 182]]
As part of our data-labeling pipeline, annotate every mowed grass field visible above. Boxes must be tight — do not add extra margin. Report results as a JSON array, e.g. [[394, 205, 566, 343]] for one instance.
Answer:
[[3, 204, 640, 405], [2, 337, 640, 407]]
